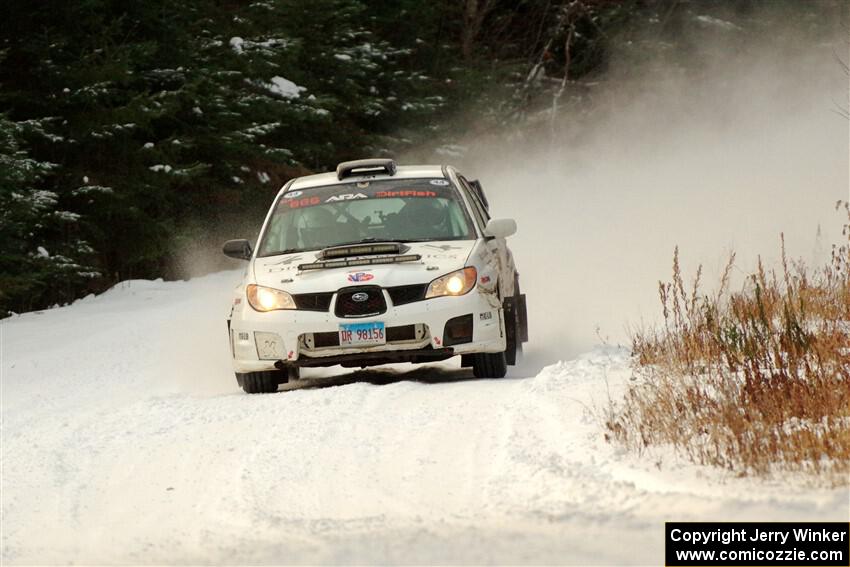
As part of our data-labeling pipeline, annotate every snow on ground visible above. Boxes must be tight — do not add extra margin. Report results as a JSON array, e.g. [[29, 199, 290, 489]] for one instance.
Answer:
[[1, 271, 847, 564]]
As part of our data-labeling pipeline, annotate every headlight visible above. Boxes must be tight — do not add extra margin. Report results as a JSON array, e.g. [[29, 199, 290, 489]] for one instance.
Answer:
[[246, 284, 296, 312], [425, 267, 477, 298]]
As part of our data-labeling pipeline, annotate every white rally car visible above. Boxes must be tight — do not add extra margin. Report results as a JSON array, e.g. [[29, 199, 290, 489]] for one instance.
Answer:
[[223, 158, 528, 393]]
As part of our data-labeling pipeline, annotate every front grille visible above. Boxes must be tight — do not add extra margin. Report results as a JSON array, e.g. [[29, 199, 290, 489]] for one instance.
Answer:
[[293, 292, 334, 312], [334, 286, 387, 318], [386, 284, 427, 306]]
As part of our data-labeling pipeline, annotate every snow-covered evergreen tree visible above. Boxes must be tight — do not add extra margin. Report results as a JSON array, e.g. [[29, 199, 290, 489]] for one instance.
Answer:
[[0, 115, 98, 315]]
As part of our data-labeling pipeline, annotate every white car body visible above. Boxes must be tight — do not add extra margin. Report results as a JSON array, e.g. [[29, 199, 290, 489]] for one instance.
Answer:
[[225, 160, 527, 391]]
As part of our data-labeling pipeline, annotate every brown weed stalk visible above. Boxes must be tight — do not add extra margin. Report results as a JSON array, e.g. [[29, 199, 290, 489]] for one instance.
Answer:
[[608, 202, 850, 481]]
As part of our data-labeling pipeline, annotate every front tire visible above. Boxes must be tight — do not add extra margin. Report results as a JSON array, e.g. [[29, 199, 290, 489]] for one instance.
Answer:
[[471, 351, 507, 378], [236, 370, 283, 394]]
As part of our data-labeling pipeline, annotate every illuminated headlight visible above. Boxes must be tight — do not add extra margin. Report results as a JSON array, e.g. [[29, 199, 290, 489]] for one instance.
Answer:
[[246, 284, 296, 312], [425, 267, 477, 298]]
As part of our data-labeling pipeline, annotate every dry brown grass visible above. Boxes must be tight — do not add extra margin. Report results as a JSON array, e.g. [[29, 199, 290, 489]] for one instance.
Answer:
[[607, 202, 850, 481]]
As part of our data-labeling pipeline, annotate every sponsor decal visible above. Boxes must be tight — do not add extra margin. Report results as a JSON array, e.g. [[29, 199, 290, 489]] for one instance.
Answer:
[[479, 311, 493, 321], [326, 193, 367, 202], [283, 190, 303, 199], [356, 181, 370, 188], [283, 196, 321, 209], [238, 332, 249, 341], [425, 244, 464, 251], [288, 350, 294, 359], [234, 298, 242, 305], [429, 179, 450, 186], [434, 336, 442, 346], [375, 190, 437, 198], [347, 271, 374, 282], [270, 255, 302, 265], [479, 275, 491, 284]]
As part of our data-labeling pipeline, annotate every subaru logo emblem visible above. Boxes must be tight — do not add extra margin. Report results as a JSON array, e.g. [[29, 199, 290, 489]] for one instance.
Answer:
[[351, 292, 369, 302]]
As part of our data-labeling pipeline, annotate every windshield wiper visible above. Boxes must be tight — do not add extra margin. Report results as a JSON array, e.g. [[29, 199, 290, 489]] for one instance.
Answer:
[[381, 236, 467, 243], [327, 237, 395, 247], [258, 247, 304, 257]]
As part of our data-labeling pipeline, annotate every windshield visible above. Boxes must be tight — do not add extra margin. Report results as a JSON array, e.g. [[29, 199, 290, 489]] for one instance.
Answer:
[[257, 178, 475, 256]]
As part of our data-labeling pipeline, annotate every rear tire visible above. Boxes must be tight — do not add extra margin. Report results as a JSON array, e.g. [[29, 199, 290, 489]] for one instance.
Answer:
[[236, 370, 282, 394], [472, 351, 507, 378]]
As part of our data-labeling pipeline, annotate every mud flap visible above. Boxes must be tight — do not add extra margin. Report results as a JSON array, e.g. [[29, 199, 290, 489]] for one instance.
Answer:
[[227, 319, 234, 357], [460, 354, 474, 367], [517, 294, 528, 343], [503, 298, 518, 365]]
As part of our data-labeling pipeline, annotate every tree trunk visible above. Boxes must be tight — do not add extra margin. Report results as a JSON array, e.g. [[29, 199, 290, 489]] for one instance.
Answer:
[[461, 0, 492, 60]]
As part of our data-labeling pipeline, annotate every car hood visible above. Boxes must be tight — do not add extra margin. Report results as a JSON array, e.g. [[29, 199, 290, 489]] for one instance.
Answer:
[[252, 240, 476, 293]]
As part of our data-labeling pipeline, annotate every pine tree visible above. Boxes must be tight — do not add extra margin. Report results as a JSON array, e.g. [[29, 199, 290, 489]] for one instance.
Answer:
[[0, 114, 98, 315]]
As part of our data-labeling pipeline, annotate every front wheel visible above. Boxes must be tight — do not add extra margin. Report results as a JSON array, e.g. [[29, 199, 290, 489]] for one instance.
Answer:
[[236, 370, 286, 394], [471, 351, 507, 378]]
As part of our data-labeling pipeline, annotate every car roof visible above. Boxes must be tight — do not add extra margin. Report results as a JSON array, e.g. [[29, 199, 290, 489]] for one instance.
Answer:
[[286, 164, 448, 192]]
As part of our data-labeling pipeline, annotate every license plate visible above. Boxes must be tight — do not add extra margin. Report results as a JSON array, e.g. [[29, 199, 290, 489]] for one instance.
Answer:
[[339, 322, 386, 347]]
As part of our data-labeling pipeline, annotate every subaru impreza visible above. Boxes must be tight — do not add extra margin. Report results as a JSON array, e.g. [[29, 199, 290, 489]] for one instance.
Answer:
[[223, 158, 527, 393]]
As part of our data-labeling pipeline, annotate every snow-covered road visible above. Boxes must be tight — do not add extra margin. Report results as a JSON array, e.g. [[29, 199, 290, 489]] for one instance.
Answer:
[[2, 271, 847, 564]]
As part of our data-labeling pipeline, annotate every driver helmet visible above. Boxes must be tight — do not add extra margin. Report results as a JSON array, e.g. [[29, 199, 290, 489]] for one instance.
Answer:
[[399, 198, 446, 236], [297, 205, 337, 248]]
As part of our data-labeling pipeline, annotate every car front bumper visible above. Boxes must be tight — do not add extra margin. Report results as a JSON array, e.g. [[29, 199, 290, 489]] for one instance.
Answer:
[[229, 288, 505, 373]]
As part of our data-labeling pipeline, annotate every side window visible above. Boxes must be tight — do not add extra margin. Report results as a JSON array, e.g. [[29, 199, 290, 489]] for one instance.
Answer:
[[468, 179, 490, 214], [261, 206, 287, 254], [458, 176, 490, 231]]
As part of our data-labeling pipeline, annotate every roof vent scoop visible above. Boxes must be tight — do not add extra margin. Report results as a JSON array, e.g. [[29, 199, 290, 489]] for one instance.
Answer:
[[336, 158, 397, 180]]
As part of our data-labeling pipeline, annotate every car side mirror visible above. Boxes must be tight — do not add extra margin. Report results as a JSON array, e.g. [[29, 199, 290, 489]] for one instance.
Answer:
[[483, 218, 517, 239], [222, 239, 253, 260]]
